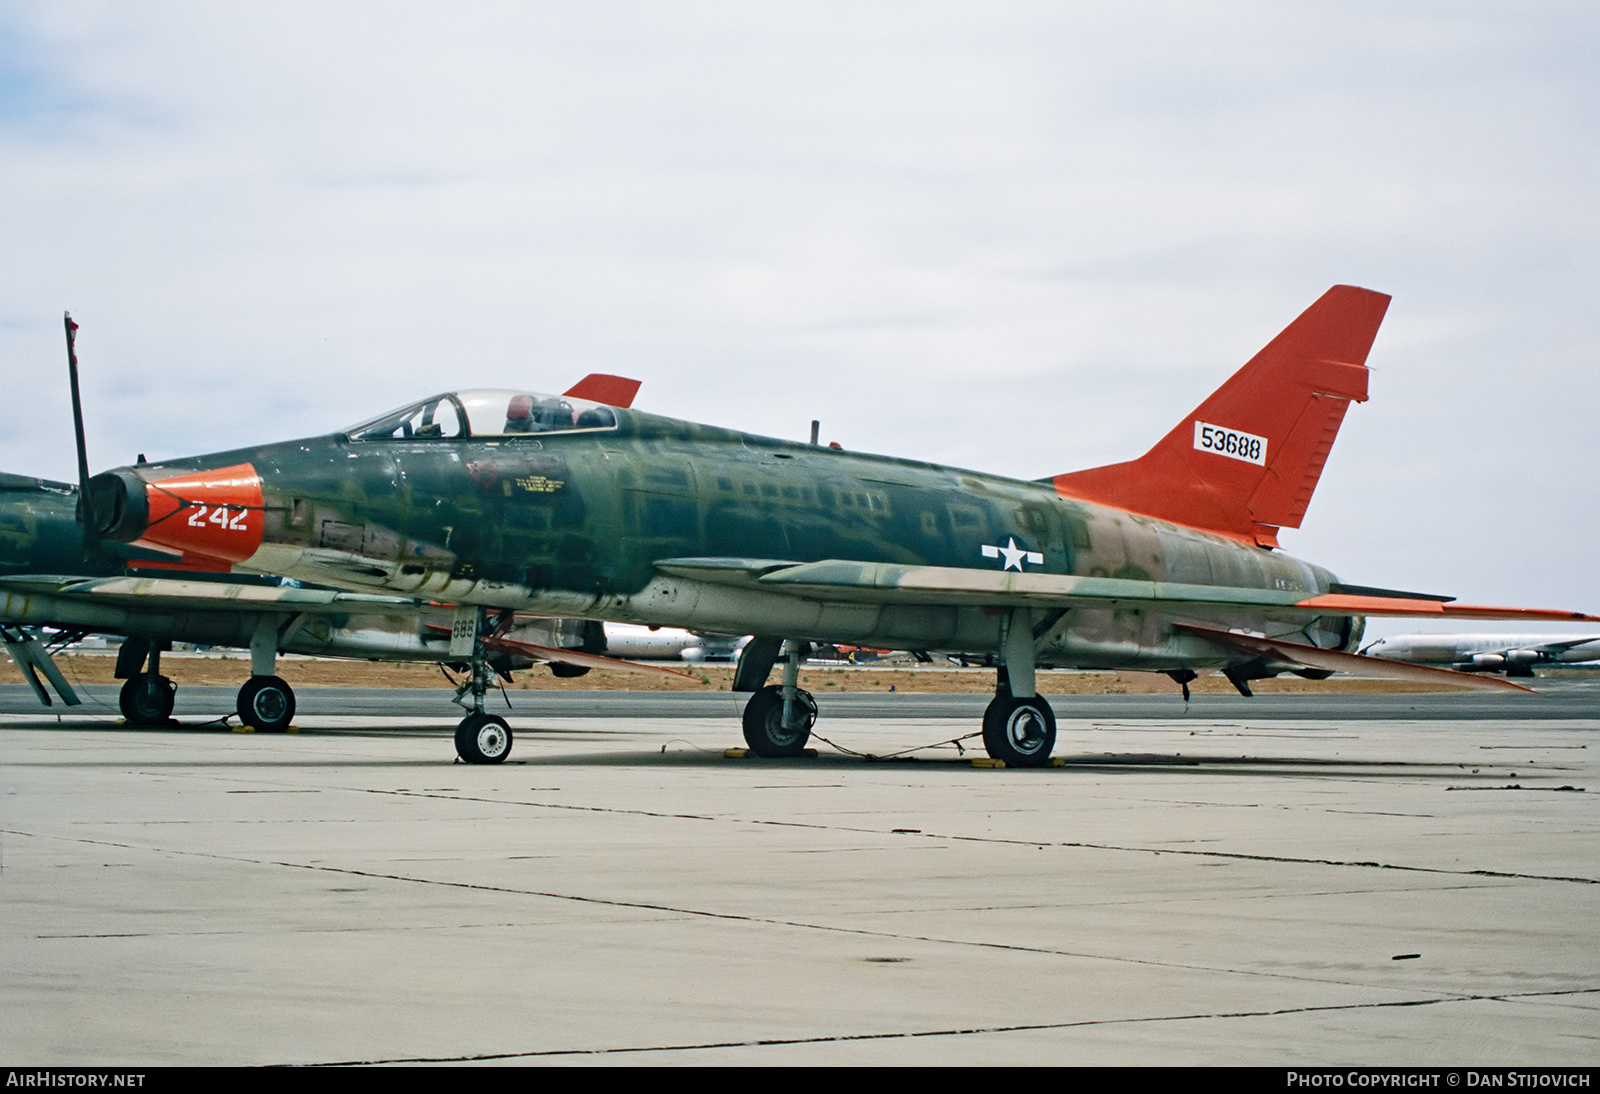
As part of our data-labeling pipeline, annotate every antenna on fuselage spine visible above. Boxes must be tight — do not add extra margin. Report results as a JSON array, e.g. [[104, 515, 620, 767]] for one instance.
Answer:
[[63, 312, 96, 546]]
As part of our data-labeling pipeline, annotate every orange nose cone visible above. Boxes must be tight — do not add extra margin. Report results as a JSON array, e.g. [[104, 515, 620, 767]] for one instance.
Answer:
[[138, 463, 265, 564]]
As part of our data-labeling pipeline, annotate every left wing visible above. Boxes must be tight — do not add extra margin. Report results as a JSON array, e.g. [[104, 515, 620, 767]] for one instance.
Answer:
[[1, 574, 422, 614]]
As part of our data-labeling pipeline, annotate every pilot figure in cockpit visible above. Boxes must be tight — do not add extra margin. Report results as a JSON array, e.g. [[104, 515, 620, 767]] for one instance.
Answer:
[[505, 394, 537, 432], [505, 393, 608, 433], [505, 394, 574, 432]]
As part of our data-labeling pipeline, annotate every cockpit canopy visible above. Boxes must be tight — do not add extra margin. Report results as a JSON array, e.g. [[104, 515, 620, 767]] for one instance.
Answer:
[[345, 389, 619, 441]]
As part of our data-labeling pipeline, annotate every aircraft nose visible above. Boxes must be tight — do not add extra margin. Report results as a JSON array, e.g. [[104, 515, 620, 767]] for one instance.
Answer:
[[88, 462, 265, 565]]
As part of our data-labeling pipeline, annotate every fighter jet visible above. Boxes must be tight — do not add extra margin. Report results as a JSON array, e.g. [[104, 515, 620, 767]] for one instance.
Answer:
[[77, 286, 1598, 765], [3, 365, 669, 730], [1360, 633, 1600, 676]]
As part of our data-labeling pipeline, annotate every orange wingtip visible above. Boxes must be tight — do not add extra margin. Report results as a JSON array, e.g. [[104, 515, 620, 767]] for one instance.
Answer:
[[1296, 593, 1600, 622]]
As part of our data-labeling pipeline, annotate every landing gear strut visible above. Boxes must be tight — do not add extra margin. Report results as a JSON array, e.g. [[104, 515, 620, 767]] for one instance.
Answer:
[[238, 616, 295, 731], [980, 610, 1056, 767], [741, 640, 816, 757], [452, 608, 512, 764]]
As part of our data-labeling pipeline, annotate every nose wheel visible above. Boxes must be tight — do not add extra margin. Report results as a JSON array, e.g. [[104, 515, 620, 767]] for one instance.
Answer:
[[455, 711, 513, 764]]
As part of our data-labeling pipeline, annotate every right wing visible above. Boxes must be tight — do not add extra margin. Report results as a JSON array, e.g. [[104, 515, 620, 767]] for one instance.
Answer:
[[654, 557, 1600, 622]]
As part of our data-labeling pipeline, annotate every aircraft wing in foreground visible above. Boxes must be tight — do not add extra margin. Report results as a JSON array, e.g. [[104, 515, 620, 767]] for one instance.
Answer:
[[78, 287, 1598, 764]]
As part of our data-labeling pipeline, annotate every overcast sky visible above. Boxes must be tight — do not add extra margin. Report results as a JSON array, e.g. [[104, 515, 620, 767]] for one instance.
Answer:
[[1, 2, 1595, 636]]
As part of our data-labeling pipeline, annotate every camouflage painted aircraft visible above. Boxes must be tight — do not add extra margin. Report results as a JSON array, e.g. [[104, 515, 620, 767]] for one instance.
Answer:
[[76, 286, 1597, 765], [2, 370, 671, 730]]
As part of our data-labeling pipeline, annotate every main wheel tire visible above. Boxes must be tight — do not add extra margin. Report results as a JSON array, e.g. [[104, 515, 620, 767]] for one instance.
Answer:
[[455, 712, 513, 764], [119, 673, 175, 725], [237, 675, 295, 732], [981, 694, 1057, 767], [741, 684, 817, 757]]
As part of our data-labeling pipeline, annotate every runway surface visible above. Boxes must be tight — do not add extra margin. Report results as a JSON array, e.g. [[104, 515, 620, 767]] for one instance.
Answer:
[[2, 684, 1597, 1065]]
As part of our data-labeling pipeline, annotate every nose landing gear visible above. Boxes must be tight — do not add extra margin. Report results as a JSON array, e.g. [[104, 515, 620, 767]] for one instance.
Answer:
[[452, 608, 513, 764], [455, 710, 512, 764]]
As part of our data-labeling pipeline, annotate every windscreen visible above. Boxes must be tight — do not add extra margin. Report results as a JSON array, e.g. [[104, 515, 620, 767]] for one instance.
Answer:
[[346, 389, 617, 440]]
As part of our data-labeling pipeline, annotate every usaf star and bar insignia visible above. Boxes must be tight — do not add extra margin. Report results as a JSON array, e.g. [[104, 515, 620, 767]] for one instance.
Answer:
[[981, 537, 1043, 571]]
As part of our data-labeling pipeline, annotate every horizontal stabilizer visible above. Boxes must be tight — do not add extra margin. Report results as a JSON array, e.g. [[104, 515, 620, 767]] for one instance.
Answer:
[[1175, 624, 1538, 694]]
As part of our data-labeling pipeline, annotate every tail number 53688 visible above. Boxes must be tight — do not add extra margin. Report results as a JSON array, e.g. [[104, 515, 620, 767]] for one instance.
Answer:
[[1193, 421, 1268, 466]]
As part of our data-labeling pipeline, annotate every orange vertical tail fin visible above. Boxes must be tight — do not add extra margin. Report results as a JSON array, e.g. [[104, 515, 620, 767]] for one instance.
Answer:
[[1051, 285, 1390, 547]]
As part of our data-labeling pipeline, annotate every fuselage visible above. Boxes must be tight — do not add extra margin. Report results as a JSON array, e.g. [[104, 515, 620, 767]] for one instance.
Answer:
[[90, 395, 1362, 671]]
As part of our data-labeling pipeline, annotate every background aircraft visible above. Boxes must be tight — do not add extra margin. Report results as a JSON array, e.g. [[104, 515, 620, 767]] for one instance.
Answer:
[[1360, 633, 1600, 676], [78, 286, 1597, 766], [2, 372, 667, 730]]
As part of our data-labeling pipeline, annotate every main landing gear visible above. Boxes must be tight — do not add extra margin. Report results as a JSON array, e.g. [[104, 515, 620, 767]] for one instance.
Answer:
[[734, 620, 1059, 767], [114, 624, 300, 732], [452, 609, 512, 764], [981, 692, 1056, 767], [114, 638, 175, 726], [737, 639, 818, 757], [977, 610, 1056, 767], [237, 675, 296, 733], [119, 671, 176, 725], [235, 617, 296, 732]]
